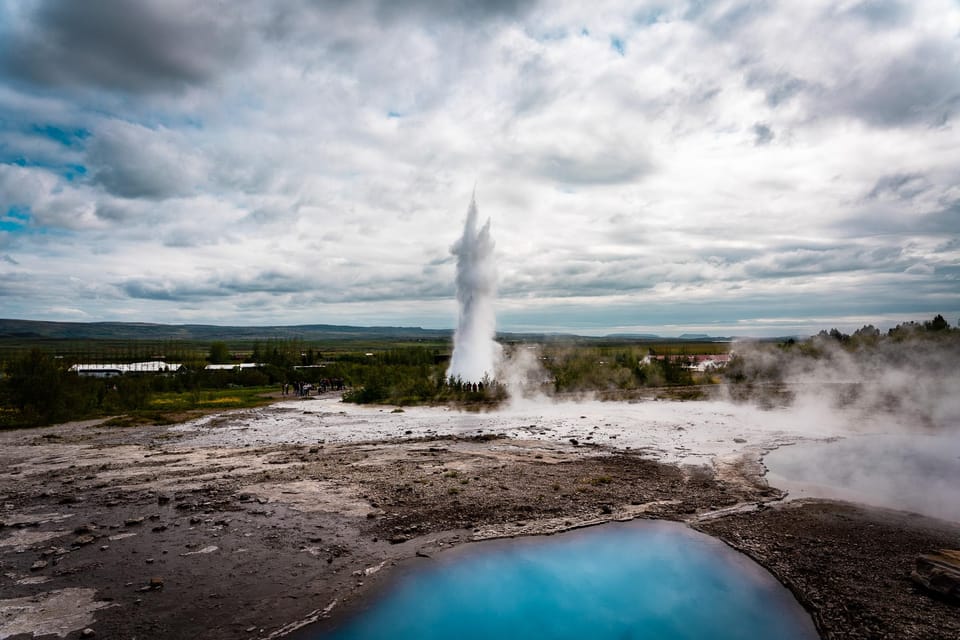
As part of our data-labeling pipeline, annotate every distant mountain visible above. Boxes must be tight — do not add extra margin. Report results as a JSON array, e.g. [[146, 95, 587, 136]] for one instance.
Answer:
[[0, 319, 451, 342], [605, 332, 732, 341], [0, 319, 736, 343]]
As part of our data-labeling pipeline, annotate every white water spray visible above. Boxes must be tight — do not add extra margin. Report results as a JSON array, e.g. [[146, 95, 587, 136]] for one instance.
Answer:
[[446, 193, 501, 383]]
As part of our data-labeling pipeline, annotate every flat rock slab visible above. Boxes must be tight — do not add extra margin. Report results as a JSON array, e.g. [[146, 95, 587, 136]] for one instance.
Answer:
[[0, 588, 113, 638], [913, 550, 960, 603]]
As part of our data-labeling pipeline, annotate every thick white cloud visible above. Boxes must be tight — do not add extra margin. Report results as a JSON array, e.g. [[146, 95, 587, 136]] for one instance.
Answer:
[[0, 0, 957, 335]]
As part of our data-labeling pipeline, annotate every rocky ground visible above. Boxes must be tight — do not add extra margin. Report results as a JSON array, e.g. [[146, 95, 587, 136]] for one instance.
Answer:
[[1, 399, 957, 639]]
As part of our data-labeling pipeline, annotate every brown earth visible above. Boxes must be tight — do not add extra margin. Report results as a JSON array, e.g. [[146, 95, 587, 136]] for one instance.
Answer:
[[0, 413, 957, 639]]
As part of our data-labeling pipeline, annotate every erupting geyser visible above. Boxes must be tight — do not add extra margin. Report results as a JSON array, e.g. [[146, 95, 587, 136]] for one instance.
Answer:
[[446, 193, 501, 383]]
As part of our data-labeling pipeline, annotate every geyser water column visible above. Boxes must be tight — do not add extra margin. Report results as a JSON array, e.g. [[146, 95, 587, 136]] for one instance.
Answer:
[[446, 193, 501, 383]]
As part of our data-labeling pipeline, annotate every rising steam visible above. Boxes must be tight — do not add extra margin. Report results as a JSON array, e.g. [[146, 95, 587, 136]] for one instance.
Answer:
[[446, 193, 501, 383]]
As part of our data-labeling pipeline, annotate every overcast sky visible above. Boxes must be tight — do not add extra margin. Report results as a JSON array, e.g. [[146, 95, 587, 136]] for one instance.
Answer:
[[1, 0, 958, 336]]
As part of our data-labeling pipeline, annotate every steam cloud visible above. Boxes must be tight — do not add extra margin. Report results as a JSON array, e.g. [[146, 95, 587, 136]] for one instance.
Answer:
[[728, 335, 960, 431], [446, 193, 501, 383]]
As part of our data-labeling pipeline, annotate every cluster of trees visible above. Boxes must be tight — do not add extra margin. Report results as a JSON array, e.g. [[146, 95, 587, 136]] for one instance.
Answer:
[[814, 314, 954, 345], [0, 343, 507, 426], [0, 349, 154, 427], [723, 314, 958, 389], [0, 346, 293, 428], [544, 346, 718, 393], [338, 349, 506, 406]]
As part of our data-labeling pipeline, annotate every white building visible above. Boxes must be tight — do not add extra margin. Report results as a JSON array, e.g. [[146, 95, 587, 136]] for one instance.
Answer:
[[204, 363, 264, 371], [69, 361, 183, 378]]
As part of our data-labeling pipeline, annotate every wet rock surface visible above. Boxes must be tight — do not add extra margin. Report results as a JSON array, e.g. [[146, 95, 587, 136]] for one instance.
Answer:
[[0, 409, 957, 639], [698, 501, 960, 640]]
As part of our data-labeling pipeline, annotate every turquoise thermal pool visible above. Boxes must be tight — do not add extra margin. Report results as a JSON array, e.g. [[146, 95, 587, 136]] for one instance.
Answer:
[[313, 521, 818, 640]]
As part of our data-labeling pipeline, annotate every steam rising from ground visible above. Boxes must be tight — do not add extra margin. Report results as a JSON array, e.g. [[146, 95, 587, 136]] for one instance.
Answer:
[[447, 194, 501, 383], [727, 334, 960, 431], [729, 333, 960, 521]]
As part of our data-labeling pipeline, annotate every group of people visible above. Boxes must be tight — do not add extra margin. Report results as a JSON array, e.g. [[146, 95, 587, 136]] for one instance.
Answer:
[[281, 377, 345, 397]]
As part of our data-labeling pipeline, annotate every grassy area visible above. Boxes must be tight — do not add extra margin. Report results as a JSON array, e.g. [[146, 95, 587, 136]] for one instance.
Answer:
[[101, 386, 279, 427], [147, 386, 278, 411]]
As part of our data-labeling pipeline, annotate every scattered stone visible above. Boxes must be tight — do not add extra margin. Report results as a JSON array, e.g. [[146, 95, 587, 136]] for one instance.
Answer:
[[569, 439, 579, 446], [74, 535, 96, 546], [149, 577, 164, 590], [152, 525, 168, 532], [124, 517, 145, 527], [99, 545, 109, 551], [30, 560, 48, 571], [81, 628, 96, 638], [733, 437, 747, 444], [415, 550, 431, 558], [73, 524, 95, 535], [108, 532, 137, 541], [181, 545, 219, 556]]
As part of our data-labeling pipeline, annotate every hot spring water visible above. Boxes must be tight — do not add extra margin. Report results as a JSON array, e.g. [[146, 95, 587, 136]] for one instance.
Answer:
[[311, 521, 818, 640], [765, 433, 960, 523]]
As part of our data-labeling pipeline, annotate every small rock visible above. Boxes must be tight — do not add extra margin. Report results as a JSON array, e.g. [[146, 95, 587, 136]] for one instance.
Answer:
[[81, 628, 95, 638], [152, 525, 168, 532], [74, 535, 96, 546], [733, 437, 747, 444], [125, 517, 145, 527], [99, 545, 109, 551], [30, 560, 47, 571], [157, 495, 171, 505], [149, 576, 164, 590], [415, 550, 431, 558]]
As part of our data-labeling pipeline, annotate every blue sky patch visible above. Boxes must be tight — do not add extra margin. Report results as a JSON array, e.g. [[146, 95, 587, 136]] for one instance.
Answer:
[[31, 124, 90, 147], [610, 36, 626, 56], [1, 206, 30, 232], [4, 157, 88, 182], [636, 8, 665, 25]]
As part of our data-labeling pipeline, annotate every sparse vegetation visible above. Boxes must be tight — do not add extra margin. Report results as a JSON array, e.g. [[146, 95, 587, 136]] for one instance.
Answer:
[[2, 314, 954, 427]]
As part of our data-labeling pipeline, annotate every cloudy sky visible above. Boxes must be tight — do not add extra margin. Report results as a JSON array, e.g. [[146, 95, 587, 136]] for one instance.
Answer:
[[1, 0, 958, 336]]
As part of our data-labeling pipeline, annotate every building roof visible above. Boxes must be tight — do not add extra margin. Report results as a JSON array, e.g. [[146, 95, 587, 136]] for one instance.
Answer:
[[69, 361, 182, 373], [204, 363, 263, 370]]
